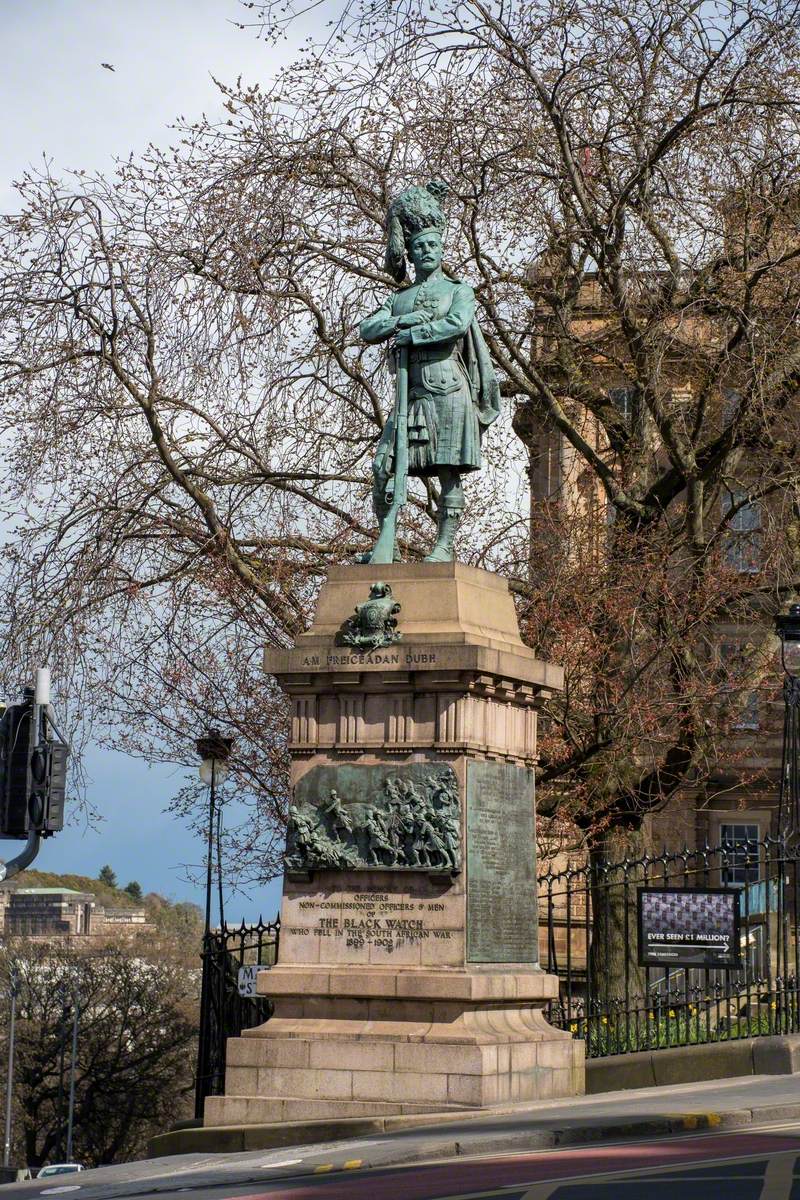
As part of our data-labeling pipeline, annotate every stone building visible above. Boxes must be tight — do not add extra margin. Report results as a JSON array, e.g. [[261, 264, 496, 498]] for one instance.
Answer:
[[520, 273, 785, 865], [0, 886, 154, 941], [4, 887, 95, 937], [519, 266, 793, 1004]]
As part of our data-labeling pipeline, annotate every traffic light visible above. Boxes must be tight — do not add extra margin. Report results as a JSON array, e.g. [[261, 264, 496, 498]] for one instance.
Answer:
[[0, 692, 68, 839], [39, 739, 68, 833], [0, 696, 35, 837]]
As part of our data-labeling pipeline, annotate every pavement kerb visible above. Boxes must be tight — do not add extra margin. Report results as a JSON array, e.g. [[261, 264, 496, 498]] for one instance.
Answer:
[[146, 1099, 800, 1163]]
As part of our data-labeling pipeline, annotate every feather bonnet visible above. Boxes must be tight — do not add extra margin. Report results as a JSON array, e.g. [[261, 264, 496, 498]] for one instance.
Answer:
[[384, 180, 449, 283]]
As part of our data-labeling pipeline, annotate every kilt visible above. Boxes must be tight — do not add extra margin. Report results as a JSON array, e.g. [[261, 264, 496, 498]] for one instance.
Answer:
[[405, 341, 482, 475], [406, 383, 481, 475]]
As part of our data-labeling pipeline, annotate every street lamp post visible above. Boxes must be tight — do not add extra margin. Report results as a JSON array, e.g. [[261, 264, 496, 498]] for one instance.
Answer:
[[55, 999, 70, 1162], [775, 604, 800, 840], [3, 964, 18, 1169], [195, 732, 234, 936], [194, 731, 233, 1119], [64, 983, 79, 1163]]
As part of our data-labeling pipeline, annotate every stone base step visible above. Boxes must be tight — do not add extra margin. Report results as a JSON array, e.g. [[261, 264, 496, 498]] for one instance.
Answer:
[[204, 1094, 464, 1126], [220, 1023, 584, 1115]]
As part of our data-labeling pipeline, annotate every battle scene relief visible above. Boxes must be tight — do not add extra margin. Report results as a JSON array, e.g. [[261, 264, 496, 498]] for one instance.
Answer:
[[285, 763, 461, 874]]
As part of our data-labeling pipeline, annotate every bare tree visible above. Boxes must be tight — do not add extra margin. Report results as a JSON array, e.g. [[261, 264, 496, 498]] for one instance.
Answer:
[[0, 944, 195, 1168]]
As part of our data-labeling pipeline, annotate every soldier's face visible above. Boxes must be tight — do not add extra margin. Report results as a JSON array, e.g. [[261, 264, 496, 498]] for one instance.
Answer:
[[409, 231, 442, 274]]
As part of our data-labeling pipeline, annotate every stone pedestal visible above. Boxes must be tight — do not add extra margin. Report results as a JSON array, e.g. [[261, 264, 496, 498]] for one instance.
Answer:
[[205, 563, 584, 1127]]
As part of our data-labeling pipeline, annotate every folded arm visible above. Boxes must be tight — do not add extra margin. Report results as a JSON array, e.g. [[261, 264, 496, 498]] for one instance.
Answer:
[[409, 284, 476, 346], [360, 296, 398, 344]]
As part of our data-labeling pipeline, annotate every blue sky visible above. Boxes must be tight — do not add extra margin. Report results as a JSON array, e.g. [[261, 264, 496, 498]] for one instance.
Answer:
[[0, 0, 297, 923], [34, 747, 283, 923]]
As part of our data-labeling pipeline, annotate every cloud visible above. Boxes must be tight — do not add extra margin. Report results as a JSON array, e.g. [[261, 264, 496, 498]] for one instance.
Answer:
[[0, 0, 299, 210]]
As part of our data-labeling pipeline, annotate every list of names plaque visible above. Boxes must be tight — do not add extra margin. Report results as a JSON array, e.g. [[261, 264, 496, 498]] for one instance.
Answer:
[[466, 761, 538, 963]]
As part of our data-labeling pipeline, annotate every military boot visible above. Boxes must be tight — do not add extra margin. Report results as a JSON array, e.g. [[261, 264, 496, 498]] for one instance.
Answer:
[[424, 506, 461, 562]]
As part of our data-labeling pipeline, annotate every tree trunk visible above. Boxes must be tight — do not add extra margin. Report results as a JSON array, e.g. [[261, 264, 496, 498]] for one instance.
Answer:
[[587, 825, 649, 1042]]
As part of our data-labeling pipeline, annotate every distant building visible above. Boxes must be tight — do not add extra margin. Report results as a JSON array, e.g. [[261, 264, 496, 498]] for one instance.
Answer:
[[0, 886, 155, 941], [5, 887, 94, 937]]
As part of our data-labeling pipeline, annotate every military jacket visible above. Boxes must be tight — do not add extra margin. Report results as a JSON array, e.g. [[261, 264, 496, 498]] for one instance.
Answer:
[[361, 273, 482, 474]]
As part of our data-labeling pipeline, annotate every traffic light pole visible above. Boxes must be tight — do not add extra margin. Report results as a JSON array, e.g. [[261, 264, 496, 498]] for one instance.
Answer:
[[0, 828, 41, 882], [0, 671, 50, 881]]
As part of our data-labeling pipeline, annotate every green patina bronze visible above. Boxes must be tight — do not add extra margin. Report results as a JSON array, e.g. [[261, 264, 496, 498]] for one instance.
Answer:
[[337, 581, 402, 650], [360, 182, 501, 564], [284, 763, 461, 875], [466, 760, 539, 964]]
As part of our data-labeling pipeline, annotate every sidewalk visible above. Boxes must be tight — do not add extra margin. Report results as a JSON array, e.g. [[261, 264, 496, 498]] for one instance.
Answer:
[[150, 1071, 800, 1162]]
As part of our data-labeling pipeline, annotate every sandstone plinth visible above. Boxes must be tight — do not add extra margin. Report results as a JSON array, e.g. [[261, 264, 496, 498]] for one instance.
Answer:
[[206, 562, 584, 1126]]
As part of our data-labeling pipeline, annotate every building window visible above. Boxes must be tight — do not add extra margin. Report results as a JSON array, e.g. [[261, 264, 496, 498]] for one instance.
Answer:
[[608, 386, 638, 427], [722, 488, 762, 573], [732, 690, 759, 731], [720, 822, 760, 886], [719, 642, 760, 730], [722, 389, 741, 427]]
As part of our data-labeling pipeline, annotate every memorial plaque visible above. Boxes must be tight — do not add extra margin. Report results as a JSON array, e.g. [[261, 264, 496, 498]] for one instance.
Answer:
[[466, 761, 538, 963], [280, 880, 463, 968], [285, 762, 460, 874]]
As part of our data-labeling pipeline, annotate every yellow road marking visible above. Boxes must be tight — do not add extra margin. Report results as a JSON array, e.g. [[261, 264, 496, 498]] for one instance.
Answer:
[[678, 1113, 723, 1130], [663, 1112, 725, 1131], [344, 1160, 363, 1169], [314, 1164, 334, 1173]]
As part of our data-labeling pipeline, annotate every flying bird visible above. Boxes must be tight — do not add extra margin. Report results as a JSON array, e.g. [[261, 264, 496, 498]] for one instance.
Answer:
[[100, 62, 115, 72]]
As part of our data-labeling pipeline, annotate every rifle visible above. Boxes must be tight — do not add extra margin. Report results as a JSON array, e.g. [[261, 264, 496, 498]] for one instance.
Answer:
[[369, 344, 408, 564]]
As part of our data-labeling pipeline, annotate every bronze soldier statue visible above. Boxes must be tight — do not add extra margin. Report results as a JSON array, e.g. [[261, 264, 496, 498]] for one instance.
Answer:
[[363, 805, 399, 866], [396, 802, 422, 867], [415, 804, 451, 869], [321, 789, 353, 841], [360, 182, 500, 563]]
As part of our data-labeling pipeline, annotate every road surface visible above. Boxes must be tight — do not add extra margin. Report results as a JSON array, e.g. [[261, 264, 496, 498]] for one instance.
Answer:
[[7, 1074, 800, 1199], [21, 1124, 800, 1199]]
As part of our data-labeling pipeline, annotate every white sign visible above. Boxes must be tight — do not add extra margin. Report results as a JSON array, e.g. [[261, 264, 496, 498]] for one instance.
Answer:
[[237, 964, 270, 997]]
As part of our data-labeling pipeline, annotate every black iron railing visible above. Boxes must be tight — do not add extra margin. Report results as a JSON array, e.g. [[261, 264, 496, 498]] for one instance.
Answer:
[[538, 837, 800, 1058], [195, 916, 280, 1118], [194, 839, 799, 1098]]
